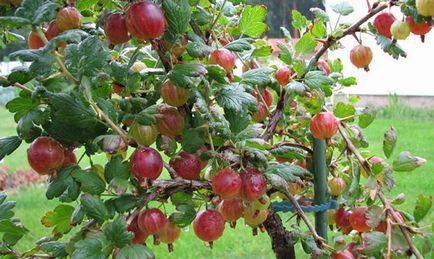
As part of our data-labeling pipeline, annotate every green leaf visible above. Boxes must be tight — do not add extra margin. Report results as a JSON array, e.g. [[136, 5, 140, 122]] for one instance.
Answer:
[[167, 63, 207, 87], [238, 5, 267, 37], [0, 136, 22, 161], [241, 67, 274, 86], [334, 102, 355, 118], [170, 203, 196, 227], [265, 163, 312, 183], [358, 107, 376, 128], [72, 237, 106, 259], [286, 81, 306, 95], [224, 39, 252, 52], [206, 65, 227, 84], [46, 165, 80, 201], [39, 241, 68, 258], [41, 205, 75, 234], [0, 219, 28, 243], [338, 76, 357, 86], [250, 45, 273, 58], [111, 195, 139, 213], [215, 85, 257, 112], [310, 7, 329, 22], [304, 70, 334, 89], [278, 43, 293, 65], [225, 108, 250, 135], [10, 49, 54, 76], [70, 204, 85, 226], [186, 41, 211, 59], [331, 1, 354, 16], [369, 23, 407, 59], [71, 170, 106, 195], [181, 127, 207, 153], [311, 22, 326, 38], [103, 217, 133, 248], [291, 10, 309, 30], [116, 244, 155, 259], [64, 36, 111, 78], [383, 127, 397, 159], [80, 194, 110, 223], [271, 146, 306, 161], [360, 232, 387, 254], [7, 66, 33, 85], [392, 151, 426, 172], [0, 193, 15, 221], [104, 155, 130, 182], [236, 138, 272, 151], [295, 33, 317, 55], [15, 0, 58, 25], [0, 16, 31, 27], [414, 194, 432, 223], [162, 0, 192, 36]]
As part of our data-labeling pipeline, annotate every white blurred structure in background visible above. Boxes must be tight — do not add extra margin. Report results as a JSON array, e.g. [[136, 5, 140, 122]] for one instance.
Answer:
[[325, 0, 434, 107]]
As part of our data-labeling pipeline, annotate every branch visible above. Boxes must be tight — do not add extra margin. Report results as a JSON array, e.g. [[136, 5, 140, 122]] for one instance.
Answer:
[[263, 210, 296, 259], [164, 162, 180, 179], [190, 20, 207, 43], [338, 123, 423, 259]]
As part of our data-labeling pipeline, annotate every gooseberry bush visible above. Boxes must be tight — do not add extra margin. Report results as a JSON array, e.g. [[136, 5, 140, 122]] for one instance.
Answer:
[[0, 0, 432, 258]]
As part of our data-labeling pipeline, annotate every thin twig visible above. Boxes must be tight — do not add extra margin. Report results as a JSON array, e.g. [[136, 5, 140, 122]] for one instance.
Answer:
[[208, 0, 228, 35], [89, 101, 129, 142], [164, 162, 180, 179], [386, 218, 393, 259], [272, 141, 313, 155]]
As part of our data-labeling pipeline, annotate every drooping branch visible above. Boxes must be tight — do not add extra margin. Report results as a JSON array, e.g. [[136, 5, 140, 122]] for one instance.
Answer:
[[338, 123, 423, 259], [263, 210, 296, 259], [0, 75, 33, 92]]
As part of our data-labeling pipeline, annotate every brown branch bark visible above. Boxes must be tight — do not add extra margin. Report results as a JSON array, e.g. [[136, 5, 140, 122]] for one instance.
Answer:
[[263, 210, 296, 259]]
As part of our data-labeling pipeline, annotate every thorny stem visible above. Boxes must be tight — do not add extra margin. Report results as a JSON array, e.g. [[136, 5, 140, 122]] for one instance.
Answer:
[[34, 27, 79, 84], [338, 123, 423, 259], [386, 218, 393, 259]]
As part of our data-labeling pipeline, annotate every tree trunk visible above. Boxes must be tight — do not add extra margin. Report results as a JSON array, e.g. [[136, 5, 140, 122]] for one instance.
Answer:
[[263, 210, 296, 259]]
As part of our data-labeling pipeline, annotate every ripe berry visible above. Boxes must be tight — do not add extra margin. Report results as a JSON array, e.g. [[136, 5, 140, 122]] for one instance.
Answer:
[[129, 122, 159, 147], [27, 136, 64, 175], [252, 102, 268, 123], [212, 168, 242, 200], [349, 207, 370, 232], [316, 59, 331, 76], [157, 105, 185, 137], [209, 49, 236, 73], [373, 12, 396, 38], [138, 208, 168, 245], [335, 207, 352, 234], [126, 1, 166, 41], [253, 88, 273, 107], [160, 222, 181, 252], [275, 66, 291, 86], [130, 147, 164, 181], [104, 13, 130, 45], [240, 168, 267, 202], [333, 249, 355, 259], [170, 152, 201, 180], [218, 199, 244, 225], [161, 80, 190, 107], [112, 84, 126, 96], [193, 209, 225, 247], [62, 148, 77, 167], [128, 215, 149, 244], [391, 20, 411, 40], [416, 0, 434, 17], [350, 45, 373, 71], [310, 112, 339, 139], [56, 6, 81, 32], [328, 177, 346, 196], [45, 20, 61, 40], [406, 16, 432, 36], [28, 31, 45, 49]]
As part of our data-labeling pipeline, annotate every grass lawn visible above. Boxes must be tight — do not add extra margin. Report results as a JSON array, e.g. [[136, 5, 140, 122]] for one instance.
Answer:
[[1, 106, 433, 257]]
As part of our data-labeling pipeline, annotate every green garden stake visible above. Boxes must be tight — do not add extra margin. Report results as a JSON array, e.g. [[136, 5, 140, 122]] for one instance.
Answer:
[[313, 138, 328, 240]]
